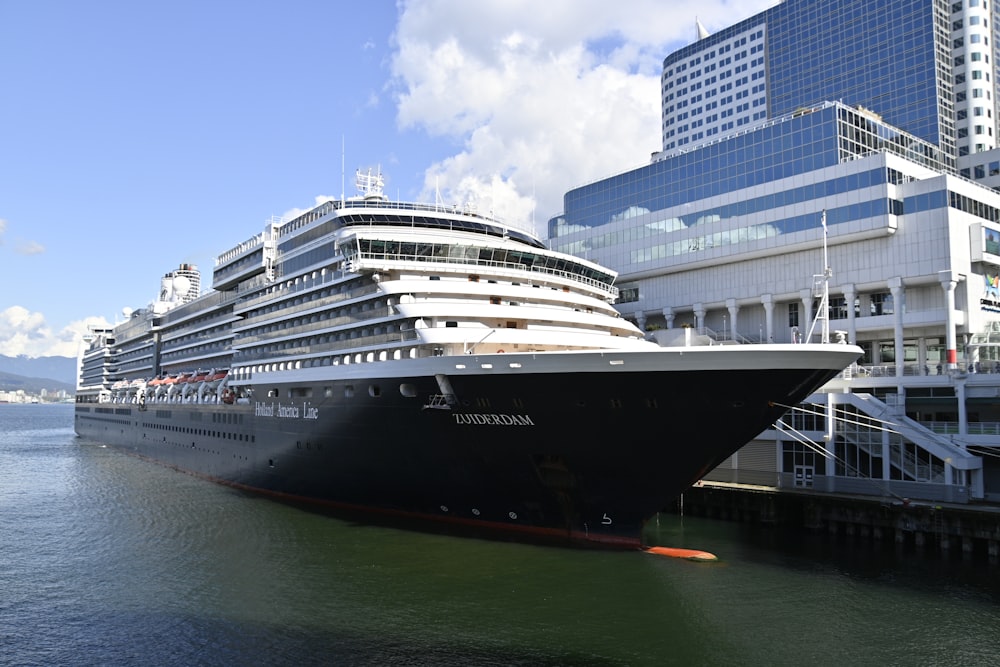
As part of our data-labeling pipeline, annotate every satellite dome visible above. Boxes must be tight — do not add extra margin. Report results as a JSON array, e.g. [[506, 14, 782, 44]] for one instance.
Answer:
[[172, 275, 191, 298]]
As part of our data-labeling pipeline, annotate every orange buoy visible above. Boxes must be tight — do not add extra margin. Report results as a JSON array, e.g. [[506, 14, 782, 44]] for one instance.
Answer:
[[645, 546, 718, 561]]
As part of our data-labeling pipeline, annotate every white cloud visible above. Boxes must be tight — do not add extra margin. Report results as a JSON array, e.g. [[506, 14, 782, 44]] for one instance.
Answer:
[[16, 240, 45, 255], [390, 0, 775, 234], [0, 306, 110, 358], [279, 195, 340, 223]]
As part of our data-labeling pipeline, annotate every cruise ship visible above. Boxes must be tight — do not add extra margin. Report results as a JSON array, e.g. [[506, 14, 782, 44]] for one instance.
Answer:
[[74, 170, 860, 548]]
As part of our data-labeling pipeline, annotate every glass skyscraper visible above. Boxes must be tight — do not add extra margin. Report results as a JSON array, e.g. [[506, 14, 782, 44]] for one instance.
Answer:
[[660, 0, 957, 163]]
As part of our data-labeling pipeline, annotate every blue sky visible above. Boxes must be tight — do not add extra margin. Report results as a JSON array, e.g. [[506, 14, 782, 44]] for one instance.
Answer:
[[0, 0, 772, 358]]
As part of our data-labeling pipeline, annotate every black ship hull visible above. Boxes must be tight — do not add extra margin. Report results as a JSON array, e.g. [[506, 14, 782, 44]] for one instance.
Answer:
[[75, 347, 857, 548]]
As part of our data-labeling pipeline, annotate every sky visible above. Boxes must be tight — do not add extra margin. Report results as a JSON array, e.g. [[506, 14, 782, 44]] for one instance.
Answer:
[[0, 0, 774, 359]]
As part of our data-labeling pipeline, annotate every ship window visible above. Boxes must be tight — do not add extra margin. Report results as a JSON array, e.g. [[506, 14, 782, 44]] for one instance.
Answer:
[[506, 321, 517, 328], [490, 297, 501, 305], [324, 387, 333, 398], [399, 383, 417, 397], [446, 321, 458, 327], [344, 385, 354, 398], [369, 385, 381, 398]]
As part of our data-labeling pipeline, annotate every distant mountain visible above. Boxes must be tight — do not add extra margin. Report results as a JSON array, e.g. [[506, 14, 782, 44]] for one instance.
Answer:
[[0, 355, 76, 388], [0, 369, 75, 395]]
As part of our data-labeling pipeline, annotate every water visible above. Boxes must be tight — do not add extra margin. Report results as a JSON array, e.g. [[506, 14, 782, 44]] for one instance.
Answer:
[[2, 404, 999, 666]]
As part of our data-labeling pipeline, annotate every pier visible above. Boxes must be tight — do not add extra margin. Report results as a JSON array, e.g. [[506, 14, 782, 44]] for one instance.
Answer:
[[675, 482, 1000, 562]]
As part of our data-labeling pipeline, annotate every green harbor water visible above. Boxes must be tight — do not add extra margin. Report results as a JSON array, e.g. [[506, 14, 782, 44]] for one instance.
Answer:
[[2, 403, 999, 666]]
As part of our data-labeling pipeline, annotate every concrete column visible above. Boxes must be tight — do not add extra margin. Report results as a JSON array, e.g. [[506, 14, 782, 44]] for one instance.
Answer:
[[882, 421, 892, 481], [726, 298, 739, 341], [889, 277, 904, 379], [842, 283, 857, 344], [662, 307, 675, 329], [939, 270, 960, 370], [693, 303, 706, 333], [799, 289, 813, 343], [635, 311, 647, 333], [956, 376, 968, 436], [761, 294, 774, 342]]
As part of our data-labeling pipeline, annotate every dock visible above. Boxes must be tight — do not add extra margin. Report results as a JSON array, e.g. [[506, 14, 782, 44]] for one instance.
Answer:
[[676, 482, 1000, 562]]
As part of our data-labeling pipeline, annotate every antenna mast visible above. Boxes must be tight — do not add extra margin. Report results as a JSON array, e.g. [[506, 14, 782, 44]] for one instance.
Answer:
[[806, 210, 831, 344]]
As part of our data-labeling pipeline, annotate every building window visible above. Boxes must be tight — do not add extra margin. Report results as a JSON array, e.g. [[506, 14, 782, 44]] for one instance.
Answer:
[[870, 292, 893, 316], [829, 296, 847, 320], [619, 286, 639, 303], [788, 302, 799, 328]]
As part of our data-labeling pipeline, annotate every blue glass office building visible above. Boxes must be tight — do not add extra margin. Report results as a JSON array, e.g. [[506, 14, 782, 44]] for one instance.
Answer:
[[659, 0, 955, 160], [550, 103, 947, 247]]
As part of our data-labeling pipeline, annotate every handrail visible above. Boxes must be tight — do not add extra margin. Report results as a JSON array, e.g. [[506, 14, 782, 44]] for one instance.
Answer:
[[349, 253, 619, 299]]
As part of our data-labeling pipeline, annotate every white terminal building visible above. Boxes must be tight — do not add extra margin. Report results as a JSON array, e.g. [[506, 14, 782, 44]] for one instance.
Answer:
[[548, 0, 1000, 504]]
